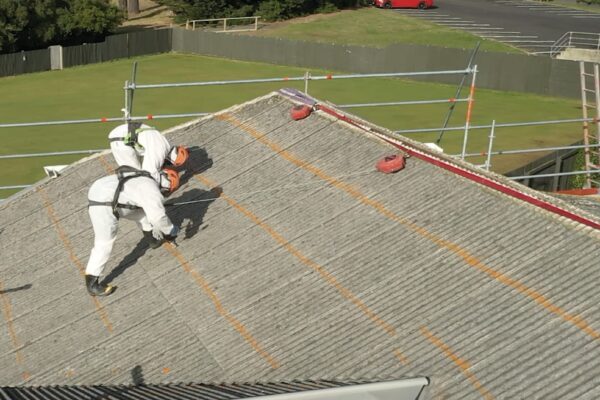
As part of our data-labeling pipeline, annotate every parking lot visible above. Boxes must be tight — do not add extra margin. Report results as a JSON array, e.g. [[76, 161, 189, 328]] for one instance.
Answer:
[[394, 0, 600, 54]]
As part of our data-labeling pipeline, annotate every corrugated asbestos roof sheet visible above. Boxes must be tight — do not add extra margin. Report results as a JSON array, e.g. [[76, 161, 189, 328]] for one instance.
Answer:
[[1, 90, 599, 399], [0, 380, 361, 400], [552, 194, 600, 220]]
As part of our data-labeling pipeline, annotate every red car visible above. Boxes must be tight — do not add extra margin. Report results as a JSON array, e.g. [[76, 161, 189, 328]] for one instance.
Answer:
[[373, 0, 434, 9]]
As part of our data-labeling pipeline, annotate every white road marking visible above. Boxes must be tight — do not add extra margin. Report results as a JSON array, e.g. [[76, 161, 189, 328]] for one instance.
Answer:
[[439, 23, 492, 26], [479, 35, 538, 38], [501, 40, 554, 43], [460, 27, 506, 30]]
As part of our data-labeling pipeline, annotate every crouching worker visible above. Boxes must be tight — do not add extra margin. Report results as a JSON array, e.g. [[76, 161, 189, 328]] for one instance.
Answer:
[[108, 121, 189, 184], [84, 165, 180, 296]]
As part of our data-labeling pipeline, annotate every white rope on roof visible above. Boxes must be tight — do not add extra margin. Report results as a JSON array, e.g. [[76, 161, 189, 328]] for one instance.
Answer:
[[166, 169, 380, 207]]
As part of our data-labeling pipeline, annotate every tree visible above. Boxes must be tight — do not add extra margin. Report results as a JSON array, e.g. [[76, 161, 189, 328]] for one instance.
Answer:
[[155, 0, 228, 22], [0, 0, 124, 54], [0, 0, 57, 53], [0, 1, 26, 53], [115, 0, 140, 16], [154, 0, 369, 23], [128, 0, 140, 16], [57, 0, 124, 46]]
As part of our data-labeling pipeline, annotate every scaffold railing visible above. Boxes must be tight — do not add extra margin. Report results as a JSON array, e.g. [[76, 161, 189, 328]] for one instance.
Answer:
[[3, 61, 599, 197], [1, 63, 479, 199], [125, 69, 476, 90], [0, 113, 209, 129], [579, 61, 600, 189], [185, 16, 261, 33]]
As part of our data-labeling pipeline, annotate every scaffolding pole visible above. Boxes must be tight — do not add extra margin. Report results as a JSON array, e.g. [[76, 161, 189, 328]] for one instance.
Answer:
[[436, 41, 480, 145], [509, 169, 600, 181], [484, 120, 496, 171], [394, 116, 598, 135], [459, 143, 600, 158], [579, 61, 600, 189], [125, 69, 474, 90], [338, 97, 469, 108], [580, 61, 592, 188], [461, 65, 478, 160]]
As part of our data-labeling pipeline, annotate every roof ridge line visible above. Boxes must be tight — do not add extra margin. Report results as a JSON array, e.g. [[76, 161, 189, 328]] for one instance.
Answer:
[[276, 89, 600, 232]]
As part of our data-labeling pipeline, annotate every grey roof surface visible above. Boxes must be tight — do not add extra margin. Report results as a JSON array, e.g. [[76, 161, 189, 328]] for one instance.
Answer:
[[1, 91, 600, 399], [552, 194, 600, 221]]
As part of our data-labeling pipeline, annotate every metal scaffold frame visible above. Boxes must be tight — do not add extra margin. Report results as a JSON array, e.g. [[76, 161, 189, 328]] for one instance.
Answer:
[[1, 61, 478, 196], [579, 61, 600, 188], [2, 59, 600, 197]]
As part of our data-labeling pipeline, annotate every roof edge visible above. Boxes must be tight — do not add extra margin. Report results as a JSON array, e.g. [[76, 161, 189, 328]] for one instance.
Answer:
[[277, 88, 600, 233]]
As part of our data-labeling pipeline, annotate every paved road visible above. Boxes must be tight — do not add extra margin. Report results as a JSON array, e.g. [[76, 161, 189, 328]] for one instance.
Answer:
[[396, 0, 600, 53]]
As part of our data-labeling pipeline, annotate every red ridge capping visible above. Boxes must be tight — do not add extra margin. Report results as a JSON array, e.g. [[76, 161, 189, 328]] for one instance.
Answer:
[[316, 103, 600, 231]]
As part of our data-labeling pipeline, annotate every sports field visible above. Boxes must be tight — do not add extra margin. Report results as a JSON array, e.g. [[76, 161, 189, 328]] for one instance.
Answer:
[[0, 52, 584, 199]]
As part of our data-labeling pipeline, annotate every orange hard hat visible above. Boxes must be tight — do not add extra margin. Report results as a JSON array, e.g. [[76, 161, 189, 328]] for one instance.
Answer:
[[169, 145, 189, 167], [161, 167, 180, 193]]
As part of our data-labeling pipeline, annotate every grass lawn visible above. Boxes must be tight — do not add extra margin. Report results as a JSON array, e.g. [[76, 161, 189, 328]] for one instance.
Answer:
[[0, 52, 584, 199], [244, 8, 523, 53]]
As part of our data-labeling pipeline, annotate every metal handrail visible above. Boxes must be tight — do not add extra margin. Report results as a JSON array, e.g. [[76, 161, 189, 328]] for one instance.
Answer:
[[3, 65, 598, 195], [2, 117, 598, 162], [185, 16, 261, 32], [127, 69, 475, 90], [508, 169, 600, 181], [550, 31, 600, 58]]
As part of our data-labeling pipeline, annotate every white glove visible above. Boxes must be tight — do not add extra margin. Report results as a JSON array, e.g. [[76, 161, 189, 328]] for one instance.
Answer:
[[152, 228, 164, 241], [152, 225, 179, 242]]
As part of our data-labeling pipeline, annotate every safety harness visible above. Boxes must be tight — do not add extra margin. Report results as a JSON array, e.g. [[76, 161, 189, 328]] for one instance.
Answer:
[[108, 123, 151, 149], [88, 166, 152, 219]]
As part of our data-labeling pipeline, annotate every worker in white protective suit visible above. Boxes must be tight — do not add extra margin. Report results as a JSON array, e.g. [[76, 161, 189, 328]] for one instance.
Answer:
[[84, 165, 181, 296], [108, 121, 189, 246], [108, 121, 189, 184]]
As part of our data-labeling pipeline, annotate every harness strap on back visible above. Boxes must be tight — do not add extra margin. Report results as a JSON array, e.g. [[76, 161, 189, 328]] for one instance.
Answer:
[[109, 125, 153, 148], [109, 165, 153, 218], [87, 166, 152, 219], [88, 200, 141, 211]]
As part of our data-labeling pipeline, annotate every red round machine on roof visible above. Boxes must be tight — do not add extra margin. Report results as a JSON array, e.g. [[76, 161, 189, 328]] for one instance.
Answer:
[[290, 105, 313, 121], [376, 154, 406, 174]]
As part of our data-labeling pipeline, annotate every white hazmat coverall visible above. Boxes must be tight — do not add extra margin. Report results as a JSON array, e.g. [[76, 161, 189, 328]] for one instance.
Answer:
[[85, 172, 176, 277], [108, 123, 172, 184]]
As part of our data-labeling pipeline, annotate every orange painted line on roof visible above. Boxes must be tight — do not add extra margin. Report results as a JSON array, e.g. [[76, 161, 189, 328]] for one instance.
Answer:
[[98, 154, 114, 174], [393, 349, 410, 365], [194, 174, 396, 337], [219, 112, 600, 342], [163, 242, 280, 369], [421, 326, 495, 400], [0, 281, 31, 382], [436, 240, 600, 340], [37, 188, 114, 334]]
